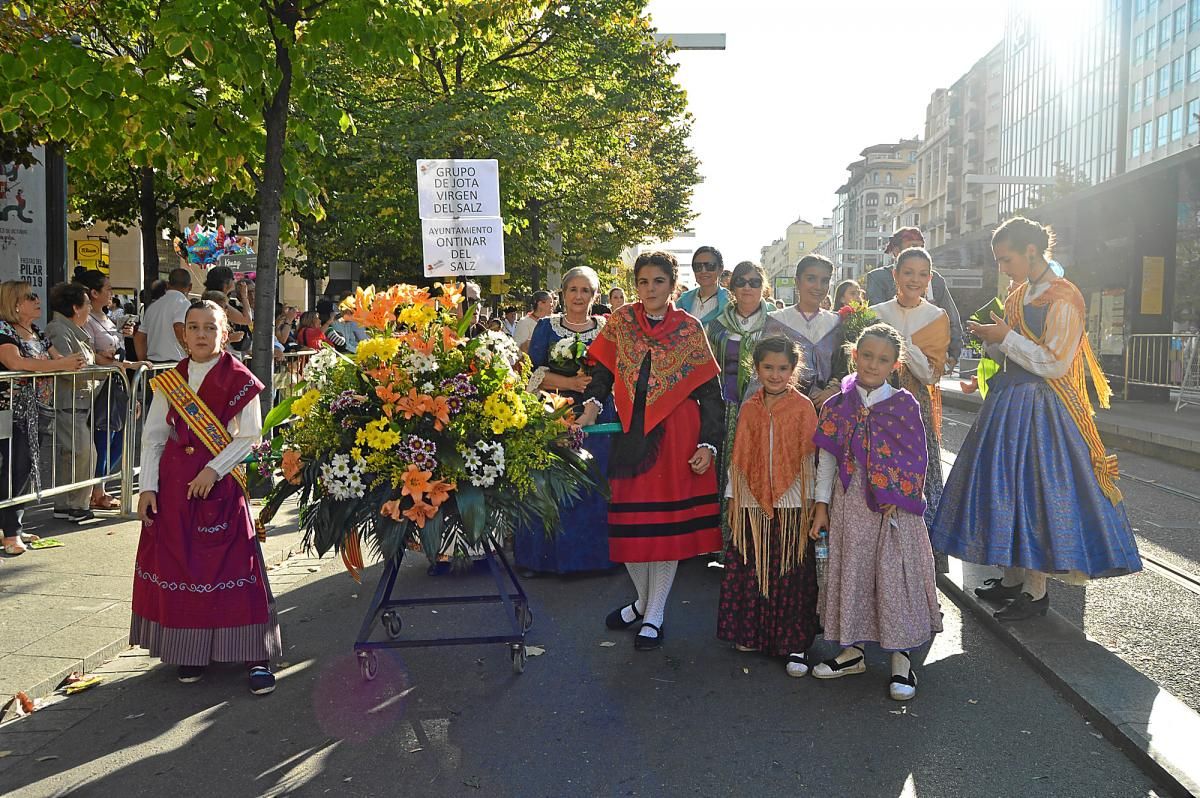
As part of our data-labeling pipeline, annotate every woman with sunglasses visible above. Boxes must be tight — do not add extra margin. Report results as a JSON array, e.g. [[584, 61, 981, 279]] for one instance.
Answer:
[[0, 282, 88, 555], [676, 246, 730, 324], [706, 261, 773, 554]]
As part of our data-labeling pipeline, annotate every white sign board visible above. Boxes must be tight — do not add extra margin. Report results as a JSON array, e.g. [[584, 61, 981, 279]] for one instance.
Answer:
[[417, 159, 500, 219], [0, 147, 48, 325], [422, 217, 505, 277]]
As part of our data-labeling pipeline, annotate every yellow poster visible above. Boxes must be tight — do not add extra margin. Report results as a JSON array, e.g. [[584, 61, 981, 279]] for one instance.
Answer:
[[1140, 256, 1164, 315]]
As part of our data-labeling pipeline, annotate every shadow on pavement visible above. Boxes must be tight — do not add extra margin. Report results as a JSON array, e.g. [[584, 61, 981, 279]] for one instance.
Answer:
[[0, 555, 1162, 798]]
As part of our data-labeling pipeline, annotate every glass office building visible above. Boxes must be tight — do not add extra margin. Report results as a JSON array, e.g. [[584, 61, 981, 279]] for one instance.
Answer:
[[1000, 1, 1129, 214], [1127, 0, 1200, 169]]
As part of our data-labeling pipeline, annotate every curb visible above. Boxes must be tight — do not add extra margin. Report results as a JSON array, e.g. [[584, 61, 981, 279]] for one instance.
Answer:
[[1, 528, 305, 718], [939, 389, 1200, 470], [938, 560, 1200, 798]]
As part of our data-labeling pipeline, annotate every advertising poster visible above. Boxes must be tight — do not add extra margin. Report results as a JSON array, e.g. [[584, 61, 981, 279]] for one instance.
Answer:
[[0, 146, 48, 325]]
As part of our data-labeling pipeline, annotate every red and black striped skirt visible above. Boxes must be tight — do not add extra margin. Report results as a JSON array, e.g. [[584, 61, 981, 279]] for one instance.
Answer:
[[607, 401, 721, 562]]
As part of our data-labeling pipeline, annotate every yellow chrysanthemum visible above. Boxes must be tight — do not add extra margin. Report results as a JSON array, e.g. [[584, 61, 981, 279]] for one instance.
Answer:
[[291, 388, 321, 417], [354, 418, 402, 451], [355, 336, 402, 365], [397, 304, 437, 330]]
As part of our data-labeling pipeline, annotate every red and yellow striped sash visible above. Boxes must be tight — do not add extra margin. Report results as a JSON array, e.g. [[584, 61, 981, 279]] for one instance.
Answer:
[[151, 368, 249, 495]]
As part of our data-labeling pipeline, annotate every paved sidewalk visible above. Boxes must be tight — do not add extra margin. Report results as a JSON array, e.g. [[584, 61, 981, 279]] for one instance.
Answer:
[[0, 498, 308, 712], [939, 375, 1200, 468]]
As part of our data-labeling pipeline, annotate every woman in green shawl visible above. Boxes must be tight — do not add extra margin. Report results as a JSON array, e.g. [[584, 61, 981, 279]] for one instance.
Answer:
[[706, 260, 774, 555]]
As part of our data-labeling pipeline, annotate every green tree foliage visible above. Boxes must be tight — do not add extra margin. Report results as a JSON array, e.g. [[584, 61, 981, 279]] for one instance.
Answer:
[[297, 0, 699, 292]]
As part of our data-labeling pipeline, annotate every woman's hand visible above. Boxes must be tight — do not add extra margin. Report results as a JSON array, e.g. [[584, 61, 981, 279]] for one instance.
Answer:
[[881, 503, 897, 521], [809, 503, 829, 540], [186, 467, 220, 500], [52, 352, 86, 371], [966, 311, 1011, 345], [567, 372, 591, 392], [138, 491, 158, 525], [688, 447, 713, 475], [575, 404, 599, 428]]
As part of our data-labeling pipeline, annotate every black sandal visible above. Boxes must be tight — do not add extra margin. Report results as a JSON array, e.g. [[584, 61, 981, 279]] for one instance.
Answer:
[[813, 645, 865, 678], [889, 652, 917, 700], [605, 602, 643, 630], [634, 622, 663, 651]]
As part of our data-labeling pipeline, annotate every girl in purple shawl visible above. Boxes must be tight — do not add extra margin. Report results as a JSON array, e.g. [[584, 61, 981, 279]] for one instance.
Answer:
[[807, 323, 942, 701]]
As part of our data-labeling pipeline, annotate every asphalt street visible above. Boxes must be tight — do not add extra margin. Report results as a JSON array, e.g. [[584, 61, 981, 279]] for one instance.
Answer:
[[939, 404, 1200, 715], [0, 546, 1167, 797]]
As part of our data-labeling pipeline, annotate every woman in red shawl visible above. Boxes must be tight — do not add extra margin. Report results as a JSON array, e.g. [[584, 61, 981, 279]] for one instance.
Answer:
[[132, 300, 281, 694], [576, 251, 724, 651]]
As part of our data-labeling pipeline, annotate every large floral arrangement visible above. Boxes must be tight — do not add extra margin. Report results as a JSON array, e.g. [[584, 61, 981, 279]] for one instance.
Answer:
[[548, 333, 588, 376], [837, 299, 879, 357], [258, 283, 598, 576]]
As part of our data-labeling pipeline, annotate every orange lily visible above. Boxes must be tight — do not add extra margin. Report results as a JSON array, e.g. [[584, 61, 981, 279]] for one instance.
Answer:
[[426, 395, 451, 430], [380, 499, 404, 521], [396, 388, 431, 420], [375, 383, 405, 418], [435, 281, 464, 310], [402, 499, 439, 527], [399, 331, 436, 356], [400, 464, 433, 501], [281, 450, 303, 485], [427, 479, 455, 508], [440, 326, 461, 350]]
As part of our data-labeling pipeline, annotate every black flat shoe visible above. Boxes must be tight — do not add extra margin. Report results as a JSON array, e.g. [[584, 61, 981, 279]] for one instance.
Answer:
[[975, 578, 1023, 602], [605, 602, 643, 630], [634, 622, 663, 650], [994, 592, 1049, 621]]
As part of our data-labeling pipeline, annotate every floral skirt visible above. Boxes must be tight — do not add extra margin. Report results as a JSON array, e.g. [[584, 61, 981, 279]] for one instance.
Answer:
[[819, 470, 942, 651], [717, 515, 820, 656]]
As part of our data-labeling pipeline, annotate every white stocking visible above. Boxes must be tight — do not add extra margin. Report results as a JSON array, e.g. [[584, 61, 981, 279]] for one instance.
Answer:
[[1001, 566, 1026, 588], [622, 562, 651, 623], [639, 560, 678, 638], [1024, 570, 1048, 600]]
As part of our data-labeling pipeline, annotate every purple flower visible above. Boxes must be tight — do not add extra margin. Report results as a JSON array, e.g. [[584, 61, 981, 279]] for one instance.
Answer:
[[439, 374, 478, 415], [330, 390, 365, 415], [398, 434, 438, 471]]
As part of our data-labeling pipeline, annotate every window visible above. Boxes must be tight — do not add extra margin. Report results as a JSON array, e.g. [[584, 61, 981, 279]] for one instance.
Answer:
[[1133, 80, 1143, 111], [1176, 6, 1187, 37], [884, 193, 899, 206], [1160, 17, 1171, 47], [865, 215, 878, 230], [865, 194, 879, 206], [1145, 74, 1155, 104], [1144, 120, 1155, 150], [1134, 33, 1144, 64], [884, 173, 893, 185], [1172, 105, 1185, 140], [1158, 112, 1170, 146], [1189, 98, 1199, 134], [1132, 125, 1142, 157], [1159, 65, 1171, 96], [1193, 0, 1200, 27], [871, 173, 879, 185], [1146, 26, 1156, 57], [1136, 0, 1146, 18], [1174, 56, 1186, 89], [1190, 46, 1200, 81]]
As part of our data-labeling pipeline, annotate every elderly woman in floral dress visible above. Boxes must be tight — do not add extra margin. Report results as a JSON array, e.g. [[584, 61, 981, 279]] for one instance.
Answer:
[[515, 266, 615, 574]]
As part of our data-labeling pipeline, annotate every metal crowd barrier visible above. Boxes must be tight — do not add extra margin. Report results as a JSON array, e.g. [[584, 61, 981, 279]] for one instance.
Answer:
[[0, 350, 319, 524], [1122, 333, 1200, 407]]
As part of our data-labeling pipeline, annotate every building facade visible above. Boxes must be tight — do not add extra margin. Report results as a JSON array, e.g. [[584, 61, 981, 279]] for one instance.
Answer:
[[834, 140, 921, 281], [999, 1, 1129, 214], [1127, 0, 1200, 169], [759, 217, 833, 282]]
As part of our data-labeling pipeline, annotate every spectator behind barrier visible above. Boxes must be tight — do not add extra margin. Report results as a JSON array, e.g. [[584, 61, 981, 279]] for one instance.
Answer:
[[135, 268, 192, 362], [45, 282, 100, 524], [0, 281, 86, 555]]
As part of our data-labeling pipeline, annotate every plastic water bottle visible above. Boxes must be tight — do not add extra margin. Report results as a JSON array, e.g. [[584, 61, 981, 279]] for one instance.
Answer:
[[815, 528, 829, 587]]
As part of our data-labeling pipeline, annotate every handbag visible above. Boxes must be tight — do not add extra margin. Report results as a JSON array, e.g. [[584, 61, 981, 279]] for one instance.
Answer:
[[92, 370, 130, 432]]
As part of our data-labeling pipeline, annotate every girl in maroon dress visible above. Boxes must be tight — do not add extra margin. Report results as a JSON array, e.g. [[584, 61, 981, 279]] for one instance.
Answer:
[[131, 300, 281, 694], [577, 251, 723, 651]]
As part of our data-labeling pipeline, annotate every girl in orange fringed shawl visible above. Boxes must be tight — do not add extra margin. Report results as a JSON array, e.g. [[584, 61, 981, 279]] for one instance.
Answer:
[[716, 336, 821, 677], [932, 218, 1141, 622], [577, 251, 724, 652]]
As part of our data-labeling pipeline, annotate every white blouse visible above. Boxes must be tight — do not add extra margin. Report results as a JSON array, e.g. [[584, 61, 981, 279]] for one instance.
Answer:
[[140, 357, 262, 493], [987, 280, 1085, 380], [871, 299, 947, 385], [814, 381, 897, 505]]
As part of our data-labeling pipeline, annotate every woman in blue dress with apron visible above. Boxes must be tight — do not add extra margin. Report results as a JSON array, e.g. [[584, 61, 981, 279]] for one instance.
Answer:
[[931, 217, 1142, 620], [515, 266, 616, 574]]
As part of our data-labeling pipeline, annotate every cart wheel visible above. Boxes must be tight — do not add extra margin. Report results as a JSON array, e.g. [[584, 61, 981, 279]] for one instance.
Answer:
[[516, 604, 533, 632], [382, 610, 402, 639], [359, 651, 379, 681], [510, 643, 526, 674]]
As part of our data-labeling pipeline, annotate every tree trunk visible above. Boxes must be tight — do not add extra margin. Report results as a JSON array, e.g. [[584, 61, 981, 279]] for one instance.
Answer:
[[251, 25, 294, 419], [528, 198, 541, 292], [138, 166, 160, 301]]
